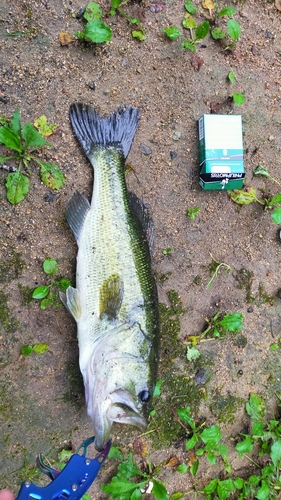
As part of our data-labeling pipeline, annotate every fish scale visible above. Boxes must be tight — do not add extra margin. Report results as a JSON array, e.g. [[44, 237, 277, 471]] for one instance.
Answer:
[[60, 103, 159, 450]]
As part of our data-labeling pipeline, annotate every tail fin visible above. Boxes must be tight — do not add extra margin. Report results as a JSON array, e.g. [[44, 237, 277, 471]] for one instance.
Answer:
[[69, 103, 140, 159]]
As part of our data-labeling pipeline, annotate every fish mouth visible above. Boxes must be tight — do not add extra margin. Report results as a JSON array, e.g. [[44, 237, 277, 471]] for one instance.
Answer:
[[89, 389, 147, 451]]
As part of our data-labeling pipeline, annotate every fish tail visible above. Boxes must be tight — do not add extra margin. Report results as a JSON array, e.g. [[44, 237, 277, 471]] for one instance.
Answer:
[[69, 103, 140, 159]]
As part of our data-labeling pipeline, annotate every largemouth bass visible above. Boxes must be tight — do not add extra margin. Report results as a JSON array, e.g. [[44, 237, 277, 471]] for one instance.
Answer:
[[61, 103, 159, 450]]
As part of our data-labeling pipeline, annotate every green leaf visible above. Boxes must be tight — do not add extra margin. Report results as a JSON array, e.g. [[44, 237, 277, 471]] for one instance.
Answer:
[[190, 459, 199, 477], [177, 406, 195, 429], [184, 0, 197, 14], [43, 258, 59, 275], [10, 108, 21, 136], [131, 489, 142, 500], [182, 14, 196, 30], [207, 450, 216, 465], [111, 0, 123, 8], [32, 285, 50, 299], [246, 393, 265, 420], [177, 464, 188, 474], [211, 27, 226, 40], [153, 380, 163, 397], [270, 343, 279, 350], [270, 439, 281, 466], [203, 479, 218, 494], [187, 207, 200, 220], [185, 434, 198, 450], [229, 187, 257, 205], [256, 480, 270, 500], [271, 207, 281, 224], [108, 446, 123, 461], [116, 453, 143, 479], [54, 278, 72, 291], [236, 435, 253, 457], [232, 92, 245, 106], [34, 115, 57, 137], [234, 478, 244, 489], [102, 477, 146, 498], [6, 171, 30, 204], [200, 425, 222, 444], [217, 479, 235, 499], [40, 294, 56, 310], [0, 125, 22, 152], [132, 30, 146, 41], [151, 479, 168, 500], [32, 343, 48, 354], [83, 2, 103, 21], [216, 443, 228, 456], [163, 26, 183, 40], [252, 421, 264, 437], [218, 6, 236, 17], [40, 162, 65, 190], [195, 21, 209, 40], [181, 39, 195, 51], [83, 20, 112, 43], [58, 449, 73, 463], [270, 193, 281, 204], [228, 70, 235, 83], [253, 165, 271, 178], [186, 346, 201, 361], [227, 19, 241, 41], [170, 494, 183, 500], [21, 345, 33, 356], [21, 122, 47, 149], [218, 312, 243, 332]]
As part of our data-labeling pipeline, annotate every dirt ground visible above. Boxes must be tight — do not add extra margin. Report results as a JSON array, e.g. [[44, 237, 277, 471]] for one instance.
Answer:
[[0, 0, 281, 498]]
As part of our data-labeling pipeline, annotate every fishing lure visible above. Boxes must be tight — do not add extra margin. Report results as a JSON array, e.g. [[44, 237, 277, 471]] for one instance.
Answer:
[[16, 437, 111, 500]]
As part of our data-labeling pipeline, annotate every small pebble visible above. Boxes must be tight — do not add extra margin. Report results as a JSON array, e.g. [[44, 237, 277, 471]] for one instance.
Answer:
[[277, 289, 281, 299], [265, 29, 274, 39], [44, 192, 56, 203], [139, 143, 152, 155], [87, 81, 96, 90], [76, 6, 86, 19], [170, 151, 177, 160], [247, 306, 253, 313], [194, 368, 206, 384], [172, 131, 181, 141]]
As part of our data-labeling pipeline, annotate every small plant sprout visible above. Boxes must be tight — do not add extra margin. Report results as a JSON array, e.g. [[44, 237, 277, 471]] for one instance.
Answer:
[[32, 259, 71, 310], [187, 206, 200, 220], [210, 6, 241, 49], [101, 448, 168, 500], [185, 311, 243, 355], [21, 343, 49, 356], [207, 255, 231, 289], [0, 108, 65, 204], [74, 1, 112, 43], [162, 247, 172, 255], [254, 164, 281, 187], [230, 179, 281, 225]]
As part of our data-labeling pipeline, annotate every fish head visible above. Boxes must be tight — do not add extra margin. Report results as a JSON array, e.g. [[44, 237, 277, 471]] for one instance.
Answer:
[[82, 323, 156, 451]]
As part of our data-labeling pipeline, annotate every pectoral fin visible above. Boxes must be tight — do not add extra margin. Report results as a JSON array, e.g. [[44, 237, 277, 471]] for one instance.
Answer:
[[99, 274, 123, 320], [60, 286, 81, 321]]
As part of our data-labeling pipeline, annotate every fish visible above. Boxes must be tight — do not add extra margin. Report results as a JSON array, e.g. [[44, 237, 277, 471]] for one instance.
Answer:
[[60, 103, 159, 450]]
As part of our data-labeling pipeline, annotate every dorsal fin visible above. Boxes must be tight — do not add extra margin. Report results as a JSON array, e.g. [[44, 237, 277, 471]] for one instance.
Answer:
[[129, 191, 154, 255]]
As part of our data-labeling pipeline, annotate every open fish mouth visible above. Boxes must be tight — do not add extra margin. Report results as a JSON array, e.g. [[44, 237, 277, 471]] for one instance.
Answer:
[[91, 389, 147, 451]]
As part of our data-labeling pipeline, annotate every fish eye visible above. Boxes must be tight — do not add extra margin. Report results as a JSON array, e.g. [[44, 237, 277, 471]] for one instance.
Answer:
[[138, 390, 150, 403]]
